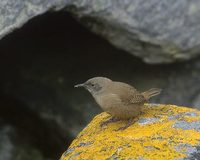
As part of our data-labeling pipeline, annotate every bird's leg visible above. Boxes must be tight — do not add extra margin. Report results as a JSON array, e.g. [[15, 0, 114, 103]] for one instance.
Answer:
[[100, 117, 120, 127], [116, 118, 136, 131]]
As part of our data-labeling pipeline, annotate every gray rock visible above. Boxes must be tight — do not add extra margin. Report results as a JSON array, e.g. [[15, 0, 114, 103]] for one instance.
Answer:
[[1, 1, 200, 63], [0, 126, 13, 160], [155, 60, 200, 108], [168, 112, 199, 120], [175, 144, 199, 160], [0, 124, 45, 160], [65, 0, 200, 63], [0, 87, 67, 160], [1, 11, 200, 138], [173, 120, 200, 131], [138, 118, 159, 125], [1, 10, 200, 160]]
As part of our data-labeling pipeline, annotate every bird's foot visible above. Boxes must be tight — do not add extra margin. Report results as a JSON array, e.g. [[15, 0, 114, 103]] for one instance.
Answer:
[[115, 118, 136, 131], [100, 117, 120, 127]]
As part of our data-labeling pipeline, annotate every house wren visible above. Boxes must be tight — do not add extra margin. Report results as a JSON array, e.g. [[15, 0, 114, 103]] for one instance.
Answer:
[[75, 77, 161, 130]]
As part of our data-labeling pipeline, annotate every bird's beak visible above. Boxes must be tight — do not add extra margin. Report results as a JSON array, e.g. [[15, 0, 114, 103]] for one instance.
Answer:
[[74, 83, 85, 88]]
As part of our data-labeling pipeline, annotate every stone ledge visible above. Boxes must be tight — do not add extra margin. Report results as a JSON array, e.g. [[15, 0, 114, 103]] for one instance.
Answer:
[[60, 104, 200, 160]]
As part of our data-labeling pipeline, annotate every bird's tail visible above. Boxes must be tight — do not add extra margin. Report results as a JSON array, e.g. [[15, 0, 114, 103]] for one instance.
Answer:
[[142, 88, 162, 100]]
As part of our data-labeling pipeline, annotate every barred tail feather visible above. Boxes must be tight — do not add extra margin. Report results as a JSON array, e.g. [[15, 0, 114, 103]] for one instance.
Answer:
[[142, 88, 162, 100]]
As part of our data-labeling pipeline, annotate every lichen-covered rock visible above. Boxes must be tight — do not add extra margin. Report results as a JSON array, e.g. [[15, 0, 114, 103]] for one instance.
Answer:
[[61, 104, 200, 160], [2, 1, 200, 63]]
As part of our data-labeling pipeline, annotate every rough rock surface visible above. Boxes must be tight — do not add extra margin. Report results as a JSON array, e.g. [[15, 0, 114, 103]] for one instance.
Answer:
[[61, 104, 200, 160], [66, 0, 200, 63], [0, 124, 44, 160], [0, 93, 68, 160], [1, 11, 200, 160], [1, 0, 200, 63]]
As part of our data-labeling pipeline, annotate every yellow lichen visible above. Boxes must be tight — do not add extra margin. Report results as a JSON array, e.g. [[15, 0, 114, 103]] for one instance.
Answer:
[[60, 104, 200, 160]]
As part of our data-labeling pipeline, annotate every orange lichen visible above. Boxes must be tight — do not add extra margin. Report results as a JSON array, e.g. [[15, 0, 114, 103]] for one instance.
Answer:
[[60, 104, 200, 160]]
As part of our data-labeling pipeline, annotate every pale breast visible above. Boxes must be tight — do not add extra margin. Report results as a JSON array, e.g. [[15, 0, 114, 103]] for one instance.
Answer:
[[95, 93, 121, 112], [94, 93, 143, 119]]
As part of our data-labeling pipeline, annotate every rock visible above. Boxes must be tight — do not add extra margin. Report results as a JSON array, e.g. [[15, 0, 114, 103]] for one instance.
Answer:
[[1, 11, 200, 159], [0, 123, 44, 160], [60, 104, 200, 160], [66, 0, 200, 63], [1, 1, 200, 63], [0, 125, 14, 160], [0, 0, 64, 40], [155, 60, 200, 109], [0, 93, 67, 160]]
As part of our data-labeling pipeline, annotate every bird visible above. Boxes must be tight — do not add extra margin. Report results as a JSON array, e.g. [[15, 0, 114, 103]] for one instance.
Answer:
[[75, 77, 161, 130]]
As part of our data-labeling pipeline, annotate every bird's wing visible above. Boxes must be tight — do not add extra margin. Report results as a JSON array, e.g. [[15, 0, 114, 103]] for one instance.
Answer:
[[129, 93, 146, 104], [111, 82, 146, 105], [117, 92, 146, 105]]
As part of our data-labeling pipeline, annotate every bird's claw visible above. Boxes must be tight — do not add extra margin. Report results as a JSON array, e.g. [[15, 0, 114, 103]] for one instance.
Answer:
[[115, 118, 136, 131], [100, 117, 120, 127]]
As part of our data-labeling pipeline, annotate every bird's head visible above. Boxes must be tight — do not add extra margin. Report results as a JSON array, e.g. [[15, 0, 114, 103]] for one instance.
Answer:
[[75, 77, 112, 95]]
